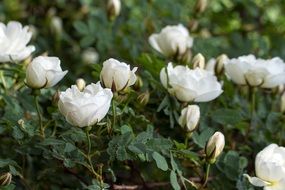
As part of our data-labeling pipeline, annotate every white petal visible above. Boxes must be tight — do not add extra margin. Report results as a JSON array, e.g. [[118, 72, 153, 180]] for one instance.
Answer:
[[243, 174, 271, 187], [148, 34, 163, 54]]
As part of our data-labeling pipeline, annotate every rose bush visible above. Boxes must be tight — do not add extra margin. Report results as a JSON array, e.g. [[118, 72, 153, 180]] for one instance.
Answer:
[[0, 1, 285, 190]]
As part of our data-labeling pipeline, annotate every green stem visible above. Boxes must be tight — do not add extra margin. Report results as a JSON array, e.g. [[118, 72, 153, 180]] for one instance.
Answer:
[[34, 95, 45, 138], [250, 87, 256, 117], [112, 99, 116, 129], [85, 128, 102, 182], [246, 87, 256, 138], [202, 164, 211, 187]]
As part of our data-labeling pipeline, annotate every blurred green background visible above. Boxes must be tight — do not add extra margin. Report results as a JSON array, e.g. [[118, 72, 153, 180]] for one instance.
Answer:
[[1, 0, 285, 83]]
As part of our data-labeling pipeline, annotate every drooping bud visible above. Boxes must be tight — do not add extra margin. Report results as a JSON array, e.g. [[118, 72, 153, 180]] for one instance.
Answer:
[[215, 54, 228, 75], [0, 173, 12, 186], [192, 53, 205, 69], [76, 78, 86, 92], [178, 105, 200, 132], [137, 91, 150, 106], [107, 0, 121, 21], [18, 119, 25, 130], [205, 132, 225, 163], [195, 0, 208, 14]]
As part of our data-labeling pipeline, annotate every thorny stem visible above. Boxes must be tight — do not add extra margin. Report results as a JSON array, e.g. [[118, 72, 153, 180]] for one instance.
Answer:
[[246, 87, 256, 139], [34, 95, 45, 138], [250, 87, 256, 117], [85, 128, 103, 183], [112, 99, 116, 129], [202, 163, 211, 188]]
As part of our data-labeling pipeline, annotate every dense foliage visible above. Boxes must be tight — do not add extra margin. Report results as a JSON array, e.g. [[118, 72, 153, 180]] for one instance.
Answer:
[[0, 0, 285, 190]]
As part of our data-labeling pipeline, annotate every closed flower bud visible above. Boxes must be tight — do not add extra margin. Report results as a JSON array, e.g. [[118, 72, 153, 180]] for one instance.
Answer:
[[192, 53, 205, 69], [76, 78, 86, 91], [137, 91, 150, 106], [50, 16, 63, 35], [215, 54, 228, 75], [149, 24, 193, 60], [188, 20, 199, 32], [18, 119, 25, 129], [178, 105, 200, 132], [195, 0, 208, 13], [25, 56, 68, 89], [205, 132, 225, 163], [82, 48, 99, 64], [133, 76, 143, 91], [58, 82, 113, 127], [107, 0, 121, 20], [281, 92, 285, 113], [100, 58, 137, 92], [0, 172, 12, 186]]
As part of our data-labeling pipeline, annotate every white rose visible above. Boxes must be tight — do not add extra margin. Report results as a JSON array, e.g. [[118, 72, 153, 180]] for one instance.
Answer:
[[178, 105, 200, 132], [25, 56, 68, 89], [244, 144, 285, 190], [205, 132, 225, 162], [160, 63, 223, 102], [205, 58, 216, 75], [148, 24, 193, 59], [100, 58, 137, 92], [0, 21, 35, 62], [225, 54, 285, 88], [58, 82, 113, 127]]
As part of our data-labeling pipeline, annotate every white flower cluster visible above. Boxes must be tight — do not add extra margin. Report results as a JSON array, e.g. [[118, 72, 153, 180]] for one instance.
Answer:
[[225, 54, 285, 88]]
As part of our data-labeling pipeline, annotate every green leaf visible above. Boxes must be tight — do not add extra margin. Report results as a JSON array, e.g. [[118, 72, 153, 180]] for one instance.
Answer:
[[120, 125, 133, 134], [152, 152, 168, 171], [41, 138, 65, 146], [80, 36, 96, 47], [64, 159, 75, 168], [0, 184, 16, 190], [73, 21, 89, 35], [170, 170, 180, 190], [147, 138, 173, 153], [212, 109, 244, 125], [64, 143, 76, 153], [192, 128, 214, 148], [12, 126, 24, 140], [0, 159, 17, 168]]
